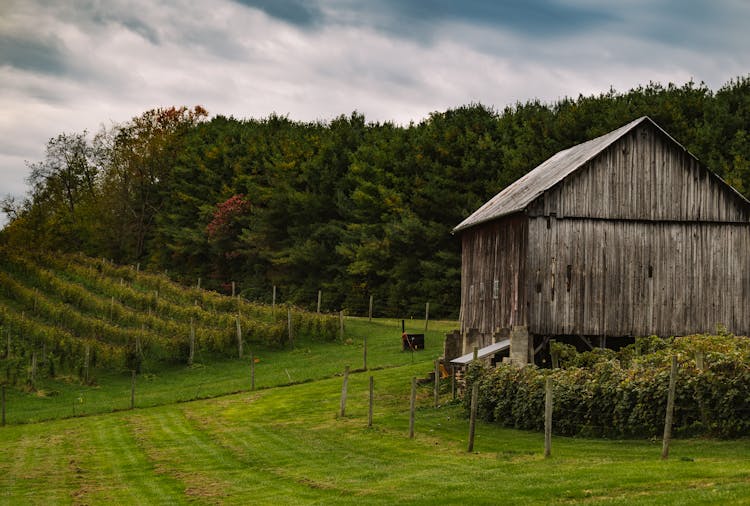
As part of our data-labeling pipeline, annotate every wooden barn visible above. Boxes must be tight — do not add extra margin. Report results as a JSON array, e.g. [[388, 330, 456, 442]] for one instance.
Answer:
[[450, 116, 750, 365]]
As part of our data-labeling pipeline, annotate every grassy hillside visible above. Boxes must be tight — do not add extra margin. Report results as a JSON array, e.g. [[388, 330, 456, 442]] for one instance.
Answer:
[[2, 252, 749, 504], [1, 316, 454, 424], [2, 358, 749, 504], [0, 249, 341, 382]]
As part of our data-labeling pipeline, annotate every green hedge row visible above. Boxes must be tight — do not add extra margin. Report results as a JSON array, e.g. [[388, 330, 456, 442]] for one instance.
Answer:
[[464, 333, 750, 438]]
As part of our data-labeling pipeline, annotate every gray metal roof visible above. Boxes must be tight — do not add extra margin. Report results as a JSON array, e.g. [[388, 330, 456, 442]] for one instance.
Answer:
[[450, 339, 510, 365], [453, 116, 654, 232]]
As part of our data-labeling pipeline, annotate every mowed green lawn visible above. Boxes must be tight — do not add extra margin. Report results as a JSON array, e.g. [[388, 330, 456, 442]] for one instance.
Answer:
[[1, 318, 750, 504]]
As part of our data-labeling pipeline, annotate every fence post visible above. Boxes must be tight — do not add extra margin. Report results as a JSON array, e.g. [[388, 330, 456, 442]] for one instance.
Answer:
[[544, 377, 553, 458], [550, 339, 559, 369], [695, 350, 705, 371], [288, 309, 294, 348], [424, 302, 430, 331], [250, 351, 255, 391], [409, 376, 417, 438], [84, 344, 90, 383], [1, 385, 5, 426], [363, 335, 367, 371], [467, 382, 479, 452], [235, 317, 243, 359], [272, 285, 276, 315], [317, 290, 322, 314], [340, 366, 350, 417], [434, 360, 440, 408], [368, 295, 373, 322], [130, 370, 136, 409], [339, 311, 344, 340], [661, 355, 678, 460], [197, 277, 201, 289], [188, 318, 195, 366], [30, 351, 37, 387], [368, 375, 374, 428], [451, 365, 456, 400], [231, 281, 236, 298]]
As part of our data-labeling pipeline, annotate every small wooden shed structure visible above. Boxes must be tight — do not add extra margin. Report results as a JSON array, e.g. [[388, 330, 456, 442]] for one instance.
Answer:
[[452, 116, 750, 363]]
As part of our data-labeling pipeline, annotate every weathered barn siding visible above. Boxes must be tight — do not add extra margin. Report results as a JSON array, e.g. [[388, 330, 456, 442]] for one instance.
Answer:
[[526, 217, 750, 337], [456, 117, 750, 346], [460, 214, 527, 337], [528, 124, 750, 222]]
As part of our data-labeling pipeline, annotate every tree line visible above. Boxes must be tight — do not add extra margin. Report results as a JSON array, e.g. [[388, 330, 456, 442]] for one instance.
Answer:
[[2, 77, 749, 318]]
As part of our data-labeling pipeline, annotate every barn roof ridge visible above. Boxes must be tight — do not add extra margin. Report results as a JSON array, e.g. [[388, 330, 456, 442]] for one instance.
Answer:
[[452, 116, 749, 233]]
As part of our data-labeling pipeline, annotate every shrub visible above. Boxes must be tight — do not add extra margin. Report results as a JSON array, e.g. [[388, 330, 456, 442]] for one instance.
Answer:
[[467, 334, 750, 438]]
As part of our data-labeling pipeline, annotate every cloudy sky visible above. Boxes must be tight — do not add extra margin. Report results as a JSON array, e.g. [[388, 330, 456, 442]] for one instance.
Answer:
[[1, 0, 749, 216]]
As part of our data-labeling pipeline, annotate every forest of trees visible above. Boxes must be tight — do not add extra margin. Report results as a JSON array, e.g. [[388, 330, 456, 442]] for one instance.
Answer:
[[2, 77, 749, 318]]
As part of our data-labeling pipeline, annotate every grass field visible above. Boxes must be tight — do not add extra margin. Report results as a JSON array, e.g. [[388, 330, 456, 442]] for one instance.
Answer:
[[2, 318, 750, 504], [1, 317, 450, 424]]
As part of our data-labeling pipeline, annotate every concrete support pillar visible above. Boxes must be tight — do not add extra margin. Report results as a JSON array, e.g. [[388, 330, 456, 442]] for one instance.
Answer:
[[509, 325, 530, 366], [443, 330, 462, 362], [463, 328, 480, 355]]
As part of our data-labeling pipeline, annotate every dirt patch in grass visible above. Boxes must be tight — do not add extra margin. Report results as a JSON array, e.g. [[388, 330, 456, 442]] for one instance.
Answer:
[[126, 413, 232, 502]]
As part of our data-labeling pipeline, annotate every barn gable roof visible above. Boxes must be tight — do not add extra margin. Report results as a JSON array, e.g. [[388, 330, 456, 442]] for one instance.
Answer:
[[453, 116, 746, 232]]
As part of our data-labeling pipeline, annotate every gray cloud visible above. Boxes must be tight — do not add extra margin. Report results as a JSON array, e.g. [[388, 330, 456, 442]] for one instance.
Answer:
[[0, 34, 69, 75], [0, 0, 748, 229], [374, 0, 613, 37], [232, 0, 324, 27]]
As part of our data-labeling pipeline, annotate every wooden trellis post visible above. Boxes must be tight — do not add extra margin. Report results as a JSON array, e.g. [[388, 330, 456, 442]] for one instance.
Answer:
[[339, 311, 344, 340], [250, 350, 255, 391], [288, 309, 294, 348], [235, 317, 243, 359], [188, 318, 195, 366], [424, 302, 430, 331], [130, 370, 136, 409], [272, 285, 276, 315]]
